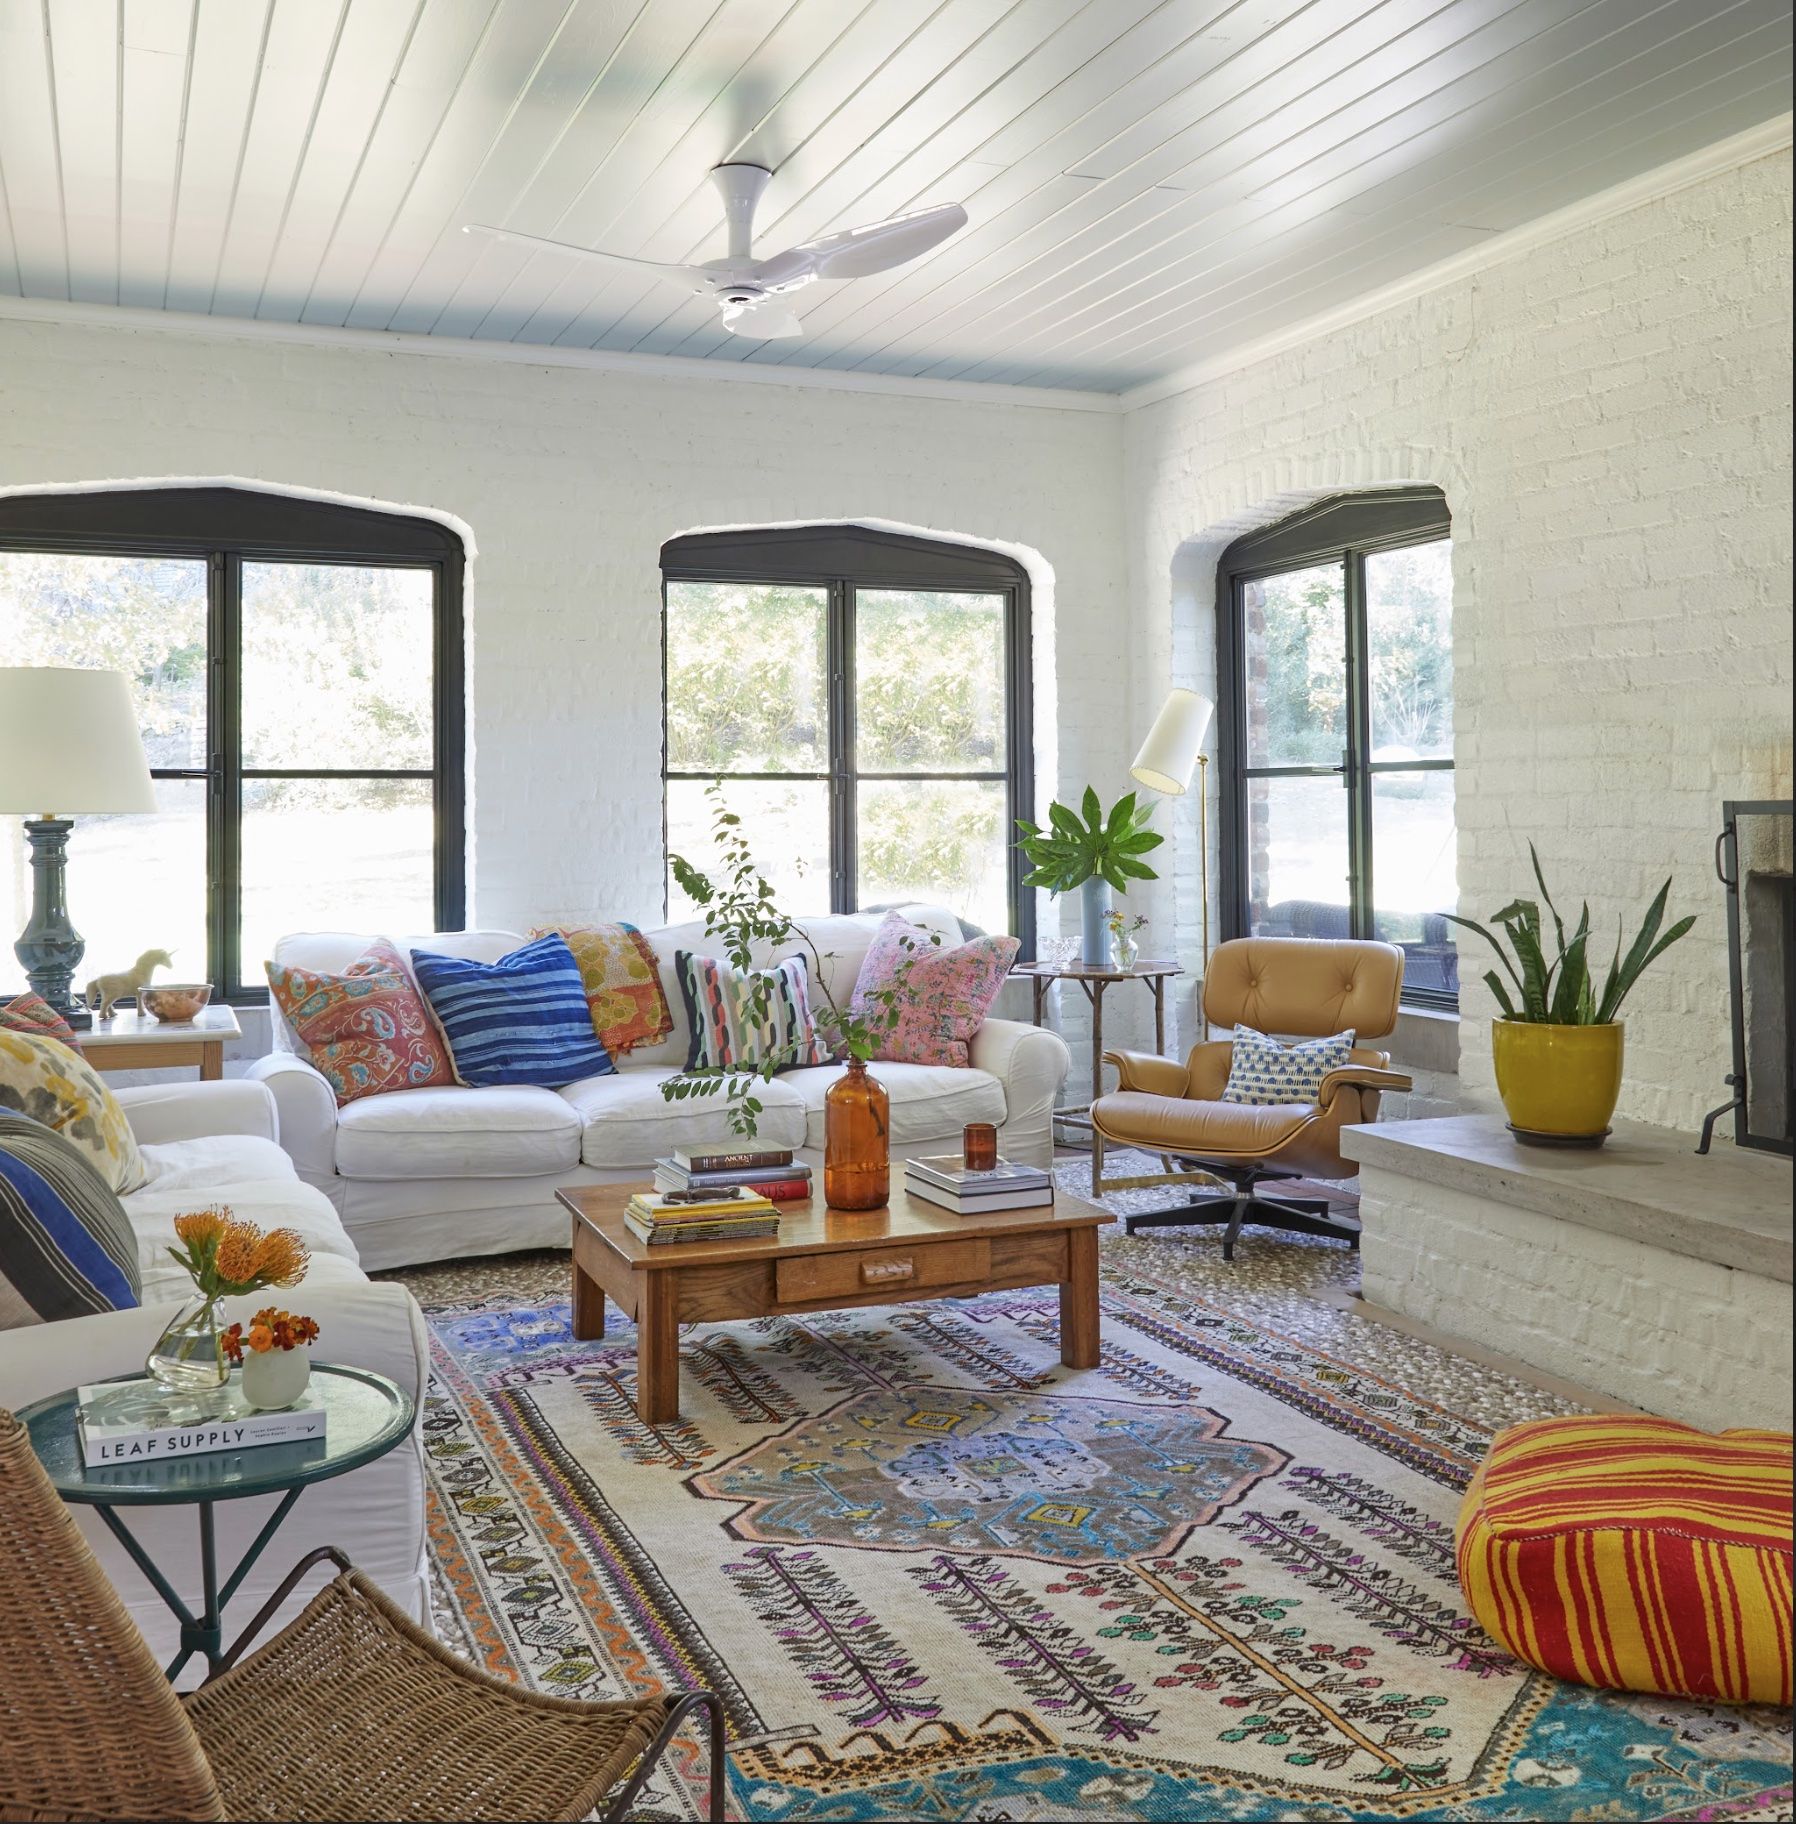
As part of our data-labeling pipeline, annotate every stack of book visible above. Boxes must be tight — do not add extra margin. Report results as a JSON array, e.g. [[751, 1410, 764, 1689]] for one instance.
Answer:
[[625, 1184, 782, 1246], [77, 1380, 327, 1468], [654, 1146, 813, 1202], [903, 1154, 1055, 1215]]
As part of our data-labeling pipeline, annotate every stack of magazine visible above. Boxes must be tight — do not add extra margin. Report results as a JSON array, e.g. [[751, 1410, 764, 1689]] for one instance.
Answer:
[[903, 1154, 1054, 1215], [653, 1146, 812, 1202], [77, 1379, 326, 1468], [625, 1184, 781, 1246]]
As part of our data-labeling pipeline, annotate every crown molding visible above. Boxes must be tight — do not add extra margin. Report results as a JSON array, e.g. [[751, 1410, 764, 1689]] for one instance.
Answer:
[[0, 292, 1123, 415], [1122, 113, 1794, 412]]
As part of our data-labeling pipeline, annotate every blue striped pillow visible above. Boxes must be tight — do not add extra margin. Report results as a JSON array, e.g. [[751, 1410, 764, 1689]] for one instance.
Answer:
[[0, 1109, 139, 1326], [410, 935, 615, 1089]]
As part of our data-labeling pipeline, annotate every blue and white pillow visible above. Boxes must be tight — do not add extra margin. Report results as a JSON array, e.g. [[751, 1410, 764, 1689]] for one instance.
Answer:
[[0, 1109, 140, 1327], [1220, 1024, 1355, 1107], [410, 935, 615, 1089]]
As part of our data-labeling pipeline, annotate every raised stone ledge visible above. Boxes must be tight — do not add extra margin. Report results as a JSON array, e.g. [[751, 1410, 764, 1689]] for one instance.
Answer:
[[1342, 1114, 1792, 1283]]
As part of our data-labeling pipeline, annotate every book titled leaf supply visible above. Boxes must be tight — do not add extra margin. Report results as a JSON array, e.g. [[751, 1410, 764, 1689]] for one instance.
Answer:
[[77, 1381, 327, 1467]]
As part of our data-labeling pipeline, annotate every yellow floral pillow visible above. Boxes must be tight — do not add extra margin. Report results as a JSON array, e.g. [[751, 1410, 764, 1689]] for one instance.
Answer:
[[0, 1030, 146, 1194], [530, 922, 673, 1057]]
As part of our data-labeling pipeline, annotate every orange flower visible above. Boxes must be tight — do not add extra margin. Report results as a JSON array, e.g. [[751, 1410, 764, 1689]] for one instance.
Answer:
[[246, 1323, 275, 1354], [173, 1207, 230, 1250], [251, 1230, 310, 1289], [213, 1220, 268, 1286]]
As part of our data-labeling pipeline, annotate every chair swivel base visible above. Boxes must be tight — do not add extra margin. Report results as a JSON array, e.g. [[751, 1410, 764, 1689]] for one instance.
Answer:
[[1122, 1190, 1360, 1262]]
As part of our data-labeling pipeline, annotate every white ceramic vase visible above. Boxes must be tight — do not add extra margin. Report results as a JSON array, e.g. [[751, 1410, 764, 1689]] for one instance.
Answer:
[[240, 1345, 311, 1411]]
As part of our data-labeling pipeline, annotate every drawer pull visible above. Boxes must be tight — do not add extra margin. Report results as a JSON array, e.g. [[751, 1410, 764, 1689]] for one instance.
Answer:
[[861, 1256, 915, 1285]]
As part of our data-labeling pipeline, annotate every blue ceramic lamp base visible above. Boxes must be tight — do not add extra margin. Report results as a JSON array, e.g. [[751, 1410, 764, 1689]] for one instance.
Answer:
[[13, 816, 92, 1030]]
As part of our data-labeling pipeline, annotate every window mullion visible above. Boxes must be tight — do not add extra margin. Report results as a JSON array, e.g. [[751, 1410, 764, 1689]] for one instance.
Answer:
[[1344, 550, 1373, 941], [218, 552, 244, 1000], [831, 579, 855, 914]]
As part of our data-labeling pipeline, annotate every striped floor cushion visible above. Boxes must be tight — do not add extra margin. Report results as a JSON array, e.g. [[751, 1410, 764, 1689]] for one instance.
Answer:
[[1457, 1414, 1793, 1705]]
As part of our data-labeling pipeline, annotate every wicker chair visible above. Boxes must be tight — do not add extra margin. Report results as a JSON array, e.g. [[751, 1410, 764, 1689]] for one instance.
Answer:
[[0, 1410, 726, 1823]]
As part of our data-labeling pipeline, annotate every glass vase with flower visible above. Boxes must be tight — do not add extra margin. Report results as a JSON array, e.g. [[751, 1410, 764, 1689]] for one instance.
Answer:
[[147, 1207, 312, 1410]]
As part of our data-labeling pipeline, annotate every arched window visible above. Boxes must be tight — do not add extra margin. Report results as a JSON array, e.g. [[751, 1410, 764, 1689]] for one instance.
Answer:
[[1216, 488, 1457, 1008], [0, 486, 465, 1000], [661, 525, 1032, 947]]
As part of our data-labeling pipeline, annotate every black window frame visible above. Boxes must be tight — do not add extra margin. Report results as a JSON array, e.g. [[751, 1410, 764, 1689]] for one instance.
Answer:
[[660, 525, 1034, 952], [0, 485, 466, 1003], [1216, 487, 1456, 1011]]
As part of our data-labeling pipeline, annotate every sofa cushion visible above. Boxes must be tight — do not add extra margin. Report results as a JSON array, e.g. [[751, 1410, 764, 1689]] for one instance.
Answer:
[[127, 1138, 364, 1302], [0, 1109, 139, 1326], [0, 1029, 147, 1193], [849, 911, 1020, 1067], [783, 1062, 1007, 1151], [1222, 1024, 1356, 1106], [563, 1066, 808, 1170], [412, 935, 615, 1089], [0, 990, 83, 1049], [530, 922, 674, 1057], [676, 951, 831, 1073], [333, 1086, 582, 1181]]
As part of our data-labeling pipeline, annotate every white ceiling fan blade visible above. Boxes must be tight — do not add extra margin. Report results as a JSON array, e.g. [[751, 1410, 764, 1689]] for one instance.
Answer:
[[777, 202, 968, 282], [461, 223, 705, 291], [718, 296, 803, 340]]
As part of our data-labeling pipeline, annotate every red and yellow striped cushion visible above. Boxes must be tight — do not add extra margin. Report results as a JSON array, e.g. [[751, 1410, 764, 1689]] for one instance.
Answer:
[[1457, 1415, 1792, 1706]]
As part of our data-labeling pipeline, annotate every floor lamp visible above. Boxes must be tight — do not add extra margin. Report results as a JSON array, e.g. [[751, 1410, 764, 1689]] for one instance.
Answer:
[[0, 667, 157, 1029], [1129, 688, 1214, 1005]]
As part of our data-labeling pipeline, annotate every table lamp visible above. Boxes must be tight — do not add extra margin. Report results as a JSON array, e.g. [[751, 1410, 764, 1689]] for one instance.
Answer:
[[1130, 687, 1215, 988], [0, 667, 157, 1029]]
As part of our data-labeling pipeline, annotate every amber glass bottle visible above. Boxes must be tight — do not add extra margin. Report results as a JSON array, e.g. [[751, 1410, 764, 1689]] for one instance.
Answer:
[[824, 1056, 890, 1210]]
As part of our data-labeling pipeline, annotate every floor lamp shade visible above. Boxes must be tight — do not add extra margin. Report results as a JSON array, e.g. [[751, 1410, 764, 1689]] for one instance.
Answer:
[[1, 668, 156, 1023], [0, 668, 157, 815], [1130, 688, 1213, 795]]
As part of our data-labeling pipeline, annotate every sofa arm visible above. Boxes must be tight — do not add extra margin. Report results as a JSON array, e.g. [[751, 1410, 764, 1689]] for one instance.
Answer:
[[972, 1018, 1071, 1167], [115, 1078, 278, 1146], [248, 1052, 340, 1185]]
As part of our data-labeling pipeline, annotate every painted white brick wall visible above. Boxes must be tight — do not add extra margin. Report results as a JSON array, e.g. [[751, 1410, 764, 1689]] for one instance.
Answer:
[[0, 323, 1129, 990], [1124, 149, 1795, 1130]]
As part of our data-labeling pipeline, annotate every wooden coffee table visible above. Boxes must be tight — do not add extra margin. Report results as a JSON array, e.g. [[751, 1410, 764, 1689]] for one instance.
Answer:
[[558, 1180, 1115, 1423]]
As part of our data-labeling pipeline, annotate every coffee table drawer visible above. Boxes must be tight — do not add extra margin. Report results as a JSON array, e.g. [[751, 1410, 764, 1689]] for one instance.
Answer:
[[777, 1238, 990, 1304]]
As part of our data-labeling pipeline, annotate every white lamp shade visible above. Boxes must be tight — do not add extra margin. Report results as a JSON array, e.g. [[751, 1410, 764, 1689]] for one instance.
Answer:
[[0, 668, 158, 815], [1130, 688, 1214, 795]]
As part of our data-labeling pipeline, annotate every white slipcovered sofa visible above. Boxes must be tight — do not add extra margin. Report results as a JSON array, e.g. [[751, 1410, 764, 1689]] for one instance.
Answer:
[[0, 1078, 429, 1681], [252, 905, 1072, 1270]]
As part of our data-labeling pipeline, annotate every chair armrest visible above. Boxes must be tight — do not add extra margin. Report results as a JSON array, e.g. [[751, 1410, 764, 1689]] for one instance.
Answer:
[[971, 1017, 1072, 1113], [1103, 1050, 1191, 1097], [248, 1052, 340, 1185], [115, 1079, 278, 1146], [1317, 1065, 1412, 1111]]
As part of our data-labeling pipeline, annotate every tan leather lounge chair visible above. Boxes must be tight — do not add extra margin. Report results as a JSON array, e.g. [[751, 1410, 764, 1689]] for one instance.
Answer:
[[1091, 935, 1411, 1260]]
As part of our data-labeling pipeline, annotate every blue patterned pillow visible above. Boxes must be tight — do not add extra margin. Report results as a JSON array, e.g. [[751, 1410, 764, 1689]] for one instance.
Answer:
[[1220, 1024, 1355, 1107], [410, 935, 615, 1089], [0, 1109, 139, 1327]]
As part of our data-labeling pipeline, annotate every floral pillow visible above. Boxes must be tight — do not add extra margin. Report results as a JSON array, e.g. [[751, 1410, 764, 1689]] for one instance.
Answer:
[[848, 912, 1019, 1068], [266, 939, 457, 1106], [530, 922, 673, 1057], [0, 991, 82, 1050], [0, 1029, 146, 1194]]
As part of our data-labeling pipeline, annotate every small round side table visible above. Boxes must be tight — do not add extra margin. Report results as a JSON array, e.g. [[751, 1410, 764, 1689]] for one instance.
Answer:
[[18, 1363, 414, 1682]]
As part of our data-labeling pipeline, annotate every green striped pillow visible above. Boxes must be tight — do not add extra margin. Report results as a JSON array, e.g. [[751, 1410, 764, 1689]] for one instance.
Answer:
[[676, 953, 832, 1074]]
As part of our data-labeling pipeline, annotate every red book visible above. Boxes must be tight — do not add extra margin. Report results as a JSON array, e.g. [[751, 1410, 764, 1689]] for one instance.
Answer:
[[745, 1176, 813, 1202]]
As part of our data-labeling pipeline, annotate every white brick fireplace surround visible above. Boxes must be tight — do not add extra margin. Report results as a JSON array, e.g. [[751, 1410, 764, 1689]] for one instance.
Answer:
[[1345, 1116, 1794, 1433]]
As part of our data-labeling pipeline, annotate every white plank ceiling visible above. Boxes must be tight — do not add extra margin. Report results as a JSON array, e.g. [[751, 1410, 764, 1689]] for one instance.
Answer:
[[0, 0, 1788, 394]]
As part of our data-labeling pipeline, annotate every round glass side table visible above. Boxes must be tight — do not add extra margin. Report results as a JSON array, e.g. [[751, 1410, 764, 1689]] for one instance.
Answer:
[[19, 1363, 414, 1682]]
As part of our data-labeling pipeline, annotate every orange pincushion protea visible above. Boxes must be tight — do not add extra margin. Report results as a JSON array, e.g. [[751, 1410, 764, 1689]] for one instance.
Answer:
[[172, 1207, 230, 1250], [167, 1205, 312, 1302], [250, 1229, 310, 1289]]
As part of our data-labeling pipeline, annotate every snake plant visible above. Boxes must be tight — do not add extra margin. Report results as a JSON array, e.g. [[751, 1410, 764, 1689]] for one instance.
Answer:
[[1015, 787, 1162, 894], [1445, 843, 1694, 1025]]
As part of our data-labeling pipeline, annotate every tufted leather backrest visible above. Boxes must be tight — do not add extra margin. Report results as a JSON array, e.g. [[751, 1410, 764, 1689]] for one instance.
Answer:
[[1203, 936, 1404, 1041]]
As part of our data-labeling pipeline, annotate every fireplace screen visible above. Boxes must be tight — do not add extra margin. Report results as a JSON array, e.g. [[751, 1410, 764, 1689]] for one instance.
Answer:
[[1703, 800, 1794, 1156]]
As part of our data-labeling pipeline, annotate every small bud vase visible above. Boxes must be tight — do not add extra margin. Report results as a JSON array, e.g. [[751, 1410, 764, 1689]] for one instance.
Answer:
[[241, 1345, 312, 1412], [824, 1057, 890, 1210], [145, 1296, 229, 1395]]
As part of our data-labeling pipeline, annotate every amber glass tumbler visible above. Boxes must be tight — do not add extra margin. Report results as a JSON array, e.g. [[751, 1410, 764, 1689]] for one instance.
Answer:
[[824, 1057, 890, 1209], [962, 1123, 998, 1172]]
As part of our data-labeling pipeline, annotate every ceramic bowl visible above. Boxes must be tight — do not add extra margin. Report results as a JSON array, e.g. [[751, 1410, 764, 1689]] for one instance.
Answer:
[[138, 983, 213, 1022]]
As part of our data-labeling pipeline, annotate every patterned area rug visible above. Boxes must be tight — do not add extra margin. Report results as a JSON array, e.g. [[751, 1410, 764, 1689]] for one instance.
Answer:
[[393, 1200, 1793, 1823]]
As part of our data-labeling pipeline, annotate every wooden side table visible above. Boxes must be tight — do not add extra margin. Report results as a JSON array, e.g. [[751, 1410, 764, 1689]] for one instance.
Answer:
[[80, 1004, 242, 1080], [1010, 959, 1185, 1135]]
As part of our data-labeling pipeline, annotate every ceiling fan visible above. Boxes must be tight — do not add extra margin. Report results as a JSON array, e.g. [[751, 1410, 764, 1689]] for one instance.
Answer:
[[464, 163, 967, 340]]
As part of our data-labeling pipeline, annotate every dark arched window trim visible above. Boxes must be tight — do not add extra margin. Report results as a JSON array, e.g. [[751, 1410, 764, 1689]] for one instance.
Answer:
[[0, 485, 466, 1001], [661, 524, 1034, 952], [1216, 487, 1456, 1010]]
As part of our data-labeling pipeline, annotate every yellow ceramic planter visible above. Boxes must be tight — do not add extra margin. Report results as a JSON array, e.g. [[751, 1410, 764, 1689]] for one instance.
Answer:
[[1491, 1019, 1625, 1141]]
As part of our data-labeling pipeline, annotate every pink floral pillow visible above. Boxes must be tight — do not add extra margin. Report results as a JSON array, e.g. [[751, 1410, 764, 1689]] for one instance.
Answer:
[[848, 913, 1019, 1068]]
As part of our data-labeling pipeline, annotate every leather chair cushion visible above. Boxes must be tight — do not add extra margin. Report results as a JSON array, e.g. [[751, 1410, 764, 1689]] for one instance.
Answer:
[[1203, 936, 1403, 1042], [1093, 1091, 1314, 1159]]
